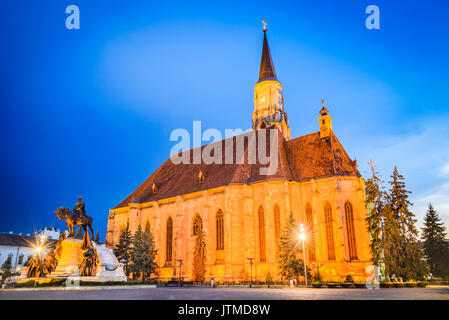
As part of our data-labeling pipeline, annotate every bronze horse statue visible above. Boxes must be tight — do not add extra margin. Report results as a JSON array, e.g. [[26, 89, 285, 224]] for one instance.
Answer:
[[54, 207, 94, 237]]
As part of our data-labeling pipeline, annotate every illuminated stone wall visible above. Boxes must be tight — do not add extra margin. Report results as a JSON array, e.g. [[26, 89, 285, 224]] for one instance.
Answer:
[[107, 176, 372, 283]]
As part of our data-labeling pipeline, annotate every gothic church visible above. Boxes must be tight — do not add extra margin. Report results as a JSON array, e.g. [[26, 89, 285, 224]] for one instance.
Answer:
[[106, 27, 372, 282]]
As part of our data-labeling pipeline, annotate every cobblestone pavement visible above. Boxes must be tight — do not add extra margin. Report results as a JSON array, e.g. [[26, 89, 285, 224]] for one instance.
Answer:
[[1, 286, 448, 300]]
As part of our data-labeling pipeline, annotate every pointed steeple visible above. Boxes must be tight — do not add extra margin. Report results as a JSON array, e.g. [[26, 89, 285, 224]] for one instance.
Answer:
[[252, 22, 290, 140], [258, 28, 278, 83]]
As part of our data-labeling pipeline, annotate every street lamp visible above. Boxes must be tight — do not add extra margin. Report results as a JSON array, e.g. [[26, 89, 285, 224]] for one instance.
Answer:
[[298, 223, 308, 286], [247, 257, 254, 288]]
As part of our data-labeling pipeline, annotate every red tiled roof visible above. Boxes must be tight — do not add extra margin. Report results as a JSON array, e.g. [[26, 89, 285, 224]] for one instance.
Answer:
[[114, 128, 360, 209]]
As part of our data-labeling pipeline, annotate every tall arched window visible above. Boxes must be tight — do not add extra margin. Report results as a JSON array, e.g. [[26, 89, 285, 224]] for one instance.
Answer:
[[216, 209, 224, 250], [324, 203, 336, 261], [274, 204, 280, 243], [258, 206, 267, 262], [345, 201, 358, 260], [166, 217, 173, 263], [305, 204, 316, 262], [193, 215, 203, 236]]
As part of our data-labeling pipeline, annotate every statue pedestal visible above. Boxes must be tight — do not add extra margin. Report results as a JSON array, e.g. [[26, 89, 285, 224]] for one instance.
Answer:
[[47, 238, 127, 282], [50, 239, 83, 277]]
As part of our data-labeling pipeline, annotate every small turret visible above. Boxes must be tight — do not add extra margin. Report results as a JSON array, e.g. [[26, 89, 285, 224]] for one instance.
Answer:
[[319, 99, 333, 138]]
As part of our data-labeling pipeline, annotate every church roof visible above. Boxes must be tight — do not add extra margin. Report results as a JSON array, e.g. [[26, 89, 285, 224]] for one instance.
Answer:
[[114, 128, 360, 209], [257, 30, 278, 83]]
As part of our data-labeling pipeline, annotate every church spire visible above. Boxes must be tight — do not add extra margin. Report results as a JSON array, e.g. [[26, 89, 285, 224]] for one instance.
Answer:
[[258, 23, 278, 83], [252, 22, 291, 140]]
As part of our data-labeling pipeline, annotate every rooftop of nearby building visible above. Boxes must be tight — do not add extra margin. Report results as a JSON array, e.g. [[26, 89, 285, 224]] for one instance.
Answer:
[[0, 233, 57, 249]]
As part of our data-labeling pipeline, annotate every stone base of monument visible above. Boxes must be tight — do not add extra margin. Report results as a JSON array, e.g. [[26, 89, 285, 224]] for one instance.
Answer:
[[50, 239, 83, 277], [48, 238, 127, 282]]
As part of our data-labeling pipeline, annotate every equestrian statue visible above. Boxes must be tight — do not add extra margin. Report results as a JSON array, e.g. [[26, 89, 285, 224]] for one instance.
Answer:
[[54, 196, 94, 237]]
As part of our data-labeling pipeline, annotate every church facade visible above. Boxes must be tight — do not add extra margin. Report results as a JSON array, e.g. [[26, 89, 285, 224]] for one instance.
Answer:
[[106, 28, 372, 283]]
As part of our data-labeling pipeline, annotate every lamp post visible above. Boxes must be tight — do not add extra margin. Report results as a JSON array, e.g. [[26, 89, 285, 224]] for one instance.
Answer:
[[298, 223, 308, 286], [247, 257, 254, 288]]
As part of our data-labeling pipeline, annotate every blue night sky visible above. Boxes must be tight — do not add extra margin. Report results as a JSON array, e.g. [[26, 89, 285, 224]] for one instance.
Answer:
[[1, 0, 448, 238]]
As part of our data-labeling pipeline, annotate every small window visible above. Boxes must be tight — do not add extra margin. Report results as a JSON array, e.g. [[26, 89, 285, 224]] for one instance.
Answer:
[[152, 183, 157, 193], [258, 206, 266, 262], [216, 210, 224, 250], [166, 217, 173, 262], [324, 203, 336, 261], [18, 254, 24, 265], [274, 204, 280, 243], [322, 119, 325, 124]]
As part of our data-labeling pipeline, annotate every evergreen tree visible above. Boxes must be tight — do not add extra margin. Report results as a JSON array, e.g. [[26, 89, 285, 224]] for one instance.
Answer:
[[385, 166, 428, 280], [277, 213, 311, 281], [94, 230, 101, 243], [113, 221, 133, 277], [130, 222, 158, 281], [193, 230, 206, 283], [365, 160, 387, 273], [1, 254, 13, 287], [130, 224, 143, 280], [422, 204, 449, 277], [265, 271, 273, 285]]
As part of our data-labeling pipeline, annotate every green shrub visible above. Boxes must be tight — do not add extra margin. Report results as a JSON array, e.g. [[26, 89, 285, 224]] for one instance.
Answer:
[[313, 272, 324, 284], [79, 280, 141, 286], [417, 281, 428, 288], [15, 278, 66, 288], [392, 282, 405, 288], [340, 282, 353, 288], [405, 281, 417, 288], [344, 274, 355, 283], [380, 281, 393, 288]]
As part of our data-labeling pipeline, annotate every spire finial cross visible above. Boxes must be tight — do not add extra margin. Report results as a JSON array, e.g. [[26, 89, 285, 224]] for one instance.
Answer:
[[262, 20, 267, 32]]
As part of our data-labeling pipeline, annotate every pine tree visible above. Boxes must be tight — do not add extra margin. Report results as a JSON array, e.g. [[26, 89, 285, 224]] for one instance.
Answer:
[[130, 224, 143, 280], [113, 221, 133, 277], [422, 204, 449, 277], [277, 213, 311, 281], [130, 222, 158, 281], [1, 254, 13, 287], [94, 230, 101, 243], [193, 230, 206, 283], [385, 166, 428, 280], [365, 160, 387, 274]]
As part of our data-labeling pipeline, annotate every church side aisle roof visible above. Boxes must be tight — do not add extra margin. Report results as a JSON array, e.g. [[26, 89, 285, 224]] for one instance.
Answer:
[[114, 128, 360, 209]]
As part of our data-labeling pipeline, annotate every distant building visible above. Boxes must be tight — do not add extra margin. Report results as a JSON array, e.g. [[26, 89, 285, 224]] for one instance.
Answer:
[[0, 232, 57, 273], [34, 227, 61, 240]]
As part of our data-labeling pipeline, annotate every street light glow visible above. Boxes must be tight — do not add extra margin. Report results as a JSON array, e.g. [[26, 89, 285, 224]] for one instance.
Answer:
[[298, 223, 306, 241], [298, 223, 308, 286]]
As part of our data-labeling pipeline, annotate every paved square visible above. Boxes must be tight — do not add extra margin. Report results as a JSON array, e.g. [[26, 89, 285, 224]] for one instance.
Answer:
[[1, 286, 448, 300]]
